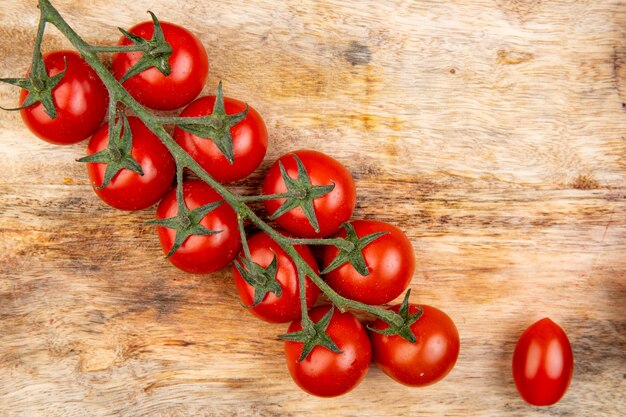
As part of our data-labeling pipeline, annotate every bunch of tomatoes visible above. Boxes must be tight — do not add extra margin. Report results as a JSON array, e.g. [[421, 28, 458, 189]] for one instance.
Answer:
[[4, 0, 574, 405]]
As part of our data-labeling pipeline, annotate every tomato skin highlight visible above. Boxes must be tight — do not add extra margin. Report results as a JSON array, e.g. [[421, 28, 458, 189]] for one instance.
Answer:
[[19, 50, 108, 145], [322, 220, 415, 305], [112, 20, 208, 110], [512, 318, 574, 406], [262, 150, 356, 238], [85, 116, 175, 211], [284, 305, 371, 397], [232, 231, 320, 323], [370, 304, 460, 387], [155, 180, 241, 274], [174, 95, 268, 183]]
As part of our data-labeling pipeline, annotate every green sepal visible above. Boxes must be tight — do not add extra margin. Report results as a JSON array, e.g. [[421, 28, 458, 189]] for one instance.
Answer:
[[77, 113, 144, 190], [118, 11, 172, 84], [269, 154, 335, 233], [233, 253, 281, 307], [0, 53, 67, 119], [279, 307, 342, 362], [321, 222, 388, 275], [146, 179, 224, 257], [175, 81, 248, 164], [367, 290, 423, 343]]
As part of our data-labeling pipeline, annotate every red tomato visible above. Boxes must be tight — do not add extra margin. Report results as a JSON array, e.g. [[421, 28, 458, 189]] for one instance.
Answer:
[[513, 318, 574, 406], [369, 304, 460, 387], [262, 150, 356, 238], [112, 20, 208, 110], [284, 305, 371, 397], [19, 50, 108, 145], [322, 220, 415, 305], [174, 96, 267, 183], [232, 231, 320, 323], [85, 116, 175, 210], [155, 180, 241, 273]]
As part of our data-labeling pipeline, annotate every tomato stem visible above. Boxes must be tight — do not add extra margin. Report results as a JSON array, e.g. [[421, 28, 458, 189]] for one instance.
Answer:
[[88, 45, 148, 53], [34, 0, 407, 333], [287, 237, 355, 253]]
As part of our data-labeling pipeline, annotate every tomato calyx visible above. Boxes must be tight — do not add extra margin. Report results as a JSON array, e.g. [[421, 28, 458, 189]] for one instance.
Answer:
[[147, 170, 225, 257], [269, 154, 335, 233], [279, 306, 342, 362], [117, 11, 173, 84], [321, 222, 388, 276], [233, 253, 282, 307], [368, 291, 423, 342], [0, 51, 67, 119], [174, 82, 249, 164], [77, 113, 144, 190]]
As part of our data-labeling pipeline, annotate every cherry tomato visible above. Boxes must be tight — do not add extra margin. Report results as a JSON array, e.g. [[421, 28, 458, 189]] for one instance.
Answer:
[[174, 95, 267, 183], [155, 180, 241, 274], [262, 150, 356, 238], [369, 304, 460, 387], [85, 116, 175, 211], [232, 231, 320, 323], [19, 50, 108, 145], [284, 305, 371, 397], [322, 220, 415, 305], [513, 318, 574, 406], [112, 20, 208, 110]]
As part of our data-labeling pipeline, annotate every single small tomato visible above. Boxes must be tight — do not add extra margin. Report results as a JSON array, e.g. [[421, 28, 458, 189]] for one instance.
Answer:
[[112, 20, 208, 110], [232, 231, 320, 323], [262, 150, 356, 238], [369, 304, 460, 387], [85, 116, 175, 210], [284, 305, 371, 397], [513, 318, 574, 406], [155, 180, 241, 273], [322, 220, 415, 305], [19, 50, 108, 145], [174, 95, 267, 183]]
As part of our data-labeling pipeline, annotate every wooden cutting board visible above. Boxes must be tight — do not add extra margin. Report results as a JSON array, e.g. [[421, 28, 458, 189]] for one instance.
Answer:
[[1, 1, 624, 416]]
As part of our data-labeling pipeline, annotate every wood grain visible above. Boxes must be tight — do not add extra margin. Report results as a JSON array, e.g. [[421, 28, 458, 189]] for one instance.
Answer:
[[1, 1, 625, 416]]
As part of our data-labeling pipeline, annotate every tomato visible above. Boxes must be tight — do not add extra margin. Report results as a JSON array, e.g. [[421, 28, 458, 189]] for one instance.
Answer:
[[85, 116, 175, 210], [262, 150, 356, 238], [322, 220, 415, 305], [155, 180, 241, 273], [284, 305, 371, 397], [232, 231, 320, 323], [369, 304, 460, 387], [174, 95, 267, 183], [512, 318, 574, 406], [112, 20, 208, 110], [19, 50, 108, 145]]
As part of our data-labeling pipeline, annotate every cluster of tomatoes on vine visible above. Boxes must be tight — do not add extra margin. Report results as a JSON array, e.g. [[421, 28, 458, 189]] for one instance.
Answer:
[[2, 0, 574, 405]]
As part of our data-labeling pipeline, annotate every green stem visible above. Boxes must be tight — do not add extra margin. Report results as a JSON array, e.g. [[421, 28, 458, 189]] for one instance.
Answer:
[[36, 0, 404, 329], [287, 237, 354, 252], [238, 192, 294, 202], [237, 215, 253, 261], [88, 45, 146, 53]]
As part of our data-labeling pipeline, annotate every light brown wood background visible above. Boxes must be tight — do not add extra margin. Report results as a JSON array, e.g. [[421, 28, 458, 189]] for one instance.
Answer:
[[1, 0, 625, 416]]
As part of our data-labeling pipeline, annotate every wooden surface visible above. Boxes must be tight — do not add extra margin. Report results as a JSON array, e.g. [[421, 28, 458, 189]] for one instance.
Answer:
[[1, 1, 625, 416]]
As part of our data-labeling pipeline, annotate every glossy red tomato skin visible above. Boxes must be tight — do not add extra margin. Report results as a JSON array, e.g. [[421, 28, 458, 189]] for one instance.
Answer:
[[174, 96, 267, 183], [112, 21, 208, 110], [155, 180, 241, 274], [232, 231, 320, 323], [262, 150, 356, 238], [512, 318, 574, 406], [284, 305, 371, 397], [322, 220, 415, 305], [370, 304, 460, 387], [85, 116, 175, 211], [19, 50, 108, 145]]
